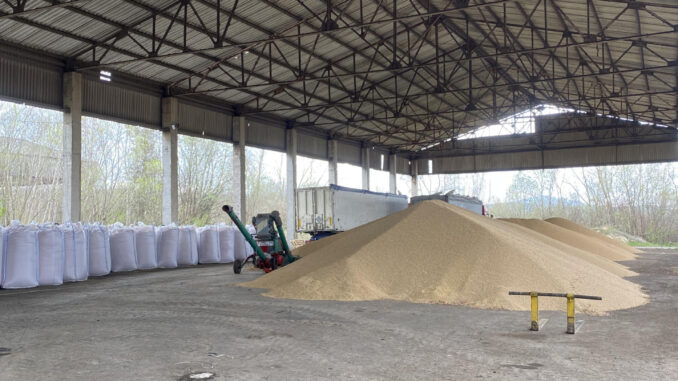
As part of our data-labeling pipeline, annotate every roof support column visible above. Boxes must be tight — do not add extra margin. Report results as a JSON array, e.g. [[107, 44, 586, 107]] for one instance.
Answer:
[[328, 139, 338, 185], [285, 126, 297, 240], [62, 71, 82, 223], [233, 116, 247, 220], [161, 97, 179, 225], [361, 146, 370, 190], [389, 154, 397, 194], [411, 161, 419, 197]]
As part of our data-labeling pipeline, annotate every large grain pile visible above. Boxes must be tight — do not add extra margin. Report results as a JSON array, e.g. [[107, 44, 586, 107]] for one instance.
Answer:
[[545, 217, 639, 256], [240, 201, 646, 314], [501, 218, 636, 261]]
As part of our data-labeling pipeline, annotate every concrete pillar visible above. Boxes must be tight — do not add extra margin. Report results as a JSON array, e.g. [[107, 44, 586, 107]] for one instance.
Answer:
[[361, 146, 370, 190], [388, 153, 397, 194], [410, 160, 419, 197], [285, 127, 297, 240], [62, 72, 82, 223], [232, 116, 247, 221], [328, 139, 338, 185], [161, 97, 179, 225]]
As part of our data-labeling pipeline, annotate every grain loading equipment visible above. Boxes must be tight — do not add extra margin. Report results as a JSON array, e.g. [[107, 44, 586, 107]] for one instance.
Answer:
[[222, 205, 296, 274]]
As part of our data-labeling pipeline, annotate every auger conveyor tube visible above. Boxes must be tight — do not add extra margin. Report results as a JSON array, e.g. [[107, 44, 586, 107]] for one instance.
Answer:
[[222, 205, 267, 261], [270, 211, 295, 263]]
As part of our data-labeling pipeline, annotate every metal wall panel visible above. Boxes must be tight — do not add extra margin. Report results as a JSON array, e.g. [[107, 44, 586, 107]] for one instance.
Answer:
[[395, 156, 411, 175], [177, 100, 232, 141], [543, 146, 616, 167], [244, 117, 285, 151], [297, 132, 328, 159], [476, 151, 542, 171], [616, 142, 678, 164], [0, 53, 62, 108], [82, 77, 162, 128], [337, 141, 361, 165], [369, 149, 389, 170]]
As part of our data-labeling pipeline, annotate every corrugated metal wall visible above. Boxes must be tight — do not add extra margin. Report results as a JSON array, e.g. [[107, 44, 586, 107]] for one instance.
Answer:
[[245, 117, 285, 151], [337, 141, 361, 165], [177, 100, 232, 141], [0, 51, 62, 109], [82, 76, 162, 128], [297, 132, 328, 159]]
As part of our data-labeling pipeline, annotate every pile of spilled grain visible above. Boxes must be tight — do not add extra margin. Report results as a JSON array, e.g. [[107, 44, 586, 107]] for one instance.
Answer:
[[501, 218, 637, 261], [240, 201, 646, 314]]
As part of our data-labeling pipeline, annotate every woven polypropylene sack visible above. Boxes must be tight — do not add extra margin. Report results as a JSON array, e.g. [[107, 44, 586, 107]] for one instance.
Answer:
[[197, 226, 220, 264], [0, 226, 6, 286], [157, 226, 179, 268], [233, 228, 249, 261], [246, 225, 256, 256], [2, 225, 39, 289], [177, 226, 198, 266], [37, 225, 64, 286], [218, 225, 235, 263], [62, 223, 88, 282], [135, 224, 158, 270], [110, 226, 138, 272], [87, 224, 111, 276]]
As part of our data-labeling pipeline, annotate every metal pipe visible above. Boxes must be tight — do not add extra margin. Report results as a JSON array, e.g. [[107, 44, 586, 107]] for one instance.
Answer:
[[222, 205, 267, 261], [509, 291, 602, 300]]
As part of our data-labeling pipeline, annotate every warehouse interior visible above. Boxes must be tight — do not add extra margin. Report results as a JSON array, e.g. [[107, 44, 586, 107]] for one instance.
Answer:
[[1, 0, 677, 379]]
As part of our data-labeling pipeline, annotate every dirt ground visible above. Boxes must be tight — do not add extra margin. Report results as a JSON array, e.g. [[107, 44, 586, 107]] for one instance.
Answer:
[[0, 248, 676, 380]]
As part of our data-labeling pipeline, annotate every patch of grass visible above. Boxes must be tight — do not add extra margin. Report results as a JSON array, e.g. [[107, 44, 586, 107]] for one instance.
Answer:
[[628, 241, 678, 248]]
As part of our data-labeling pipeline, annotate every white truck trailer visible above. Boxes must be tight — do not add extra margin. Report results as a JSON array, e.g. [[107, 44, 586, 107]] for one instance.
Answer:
[[410, 191, 487, 215], [296, 185, 408, 239]]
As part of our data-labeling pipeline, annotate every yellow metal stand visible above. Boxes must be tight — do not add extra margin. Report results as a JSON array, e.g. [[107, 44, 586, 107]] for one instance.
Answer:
[[530, 292, 539, 331], [509, 291, 601, 334], [566, 294, 575, 334]]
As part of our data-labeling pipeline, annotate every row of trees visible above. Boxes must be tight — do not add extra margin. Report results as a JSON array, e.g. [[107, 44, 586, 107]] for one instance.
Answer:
[[2, 101, 677, 242], [0, 102, 320, 227]]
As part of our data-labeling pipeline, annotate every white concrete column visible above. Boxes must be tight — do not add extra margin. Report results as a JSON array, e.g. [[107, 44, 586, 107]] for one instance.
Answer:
[[388, 153, 397, 194], [62, 72, 82, 223], [328, 139, 338, 185], [232, 116, 247, 221], [361, 146, 370, 190], [285, 127, 297, 239], [161, 97, 179, 225], [410, 160, 419, 197]]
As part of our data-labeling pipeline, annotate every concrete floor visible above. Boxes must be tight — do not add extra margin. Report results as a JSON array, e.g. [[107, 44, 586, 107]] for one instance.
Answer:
[[0, 248, 676, 380]]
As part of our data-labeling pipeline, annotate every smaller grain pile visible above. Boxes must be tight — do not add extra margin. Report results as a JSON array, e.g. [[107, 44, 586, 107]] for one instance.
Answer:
[[240, 201, 646, 315], [545, 217, 639, 257], [501, 218, 636, 261]]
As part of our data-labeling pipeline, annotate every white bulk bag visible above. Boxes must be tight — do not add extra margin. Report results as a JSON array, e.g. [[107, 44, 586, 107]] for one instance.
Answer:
[[62, 223, 88, 282], [197, 226, 220, 264], [87, 224, 111, 277], [218, 225, 236, 263], [135, 224, 158, 270], [0, 226, 5, 286], [177, 226, 198, 266], [110, 225, 138, 272], [2, 224, 39, 289], [157, 225, 179, 268], [246, 225, 256, 256], [233, 227, 249, 261], [37, 225, 64, 286]]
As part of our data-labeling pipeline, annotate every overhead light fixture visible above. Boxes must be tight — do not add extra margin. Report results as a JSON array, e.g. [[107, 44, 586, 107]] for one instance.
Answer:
[[99, 70, 111, 82]]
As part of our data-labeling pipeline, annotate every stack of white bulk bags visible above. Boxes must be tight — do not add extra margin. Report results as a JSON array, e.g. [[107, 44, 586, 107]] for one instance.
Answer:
[[87, 223, 111, 277], [197, 225, 220, 263], [1, 223, 39, 289], [135, 224, 157, 270], [37, 224, 64, 286], [62, 223, 88, 282], [156, 225, 179, 268], [177, 226, 198, 266], [217, 224, 236, 263], [110, 224, 138, 272]]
